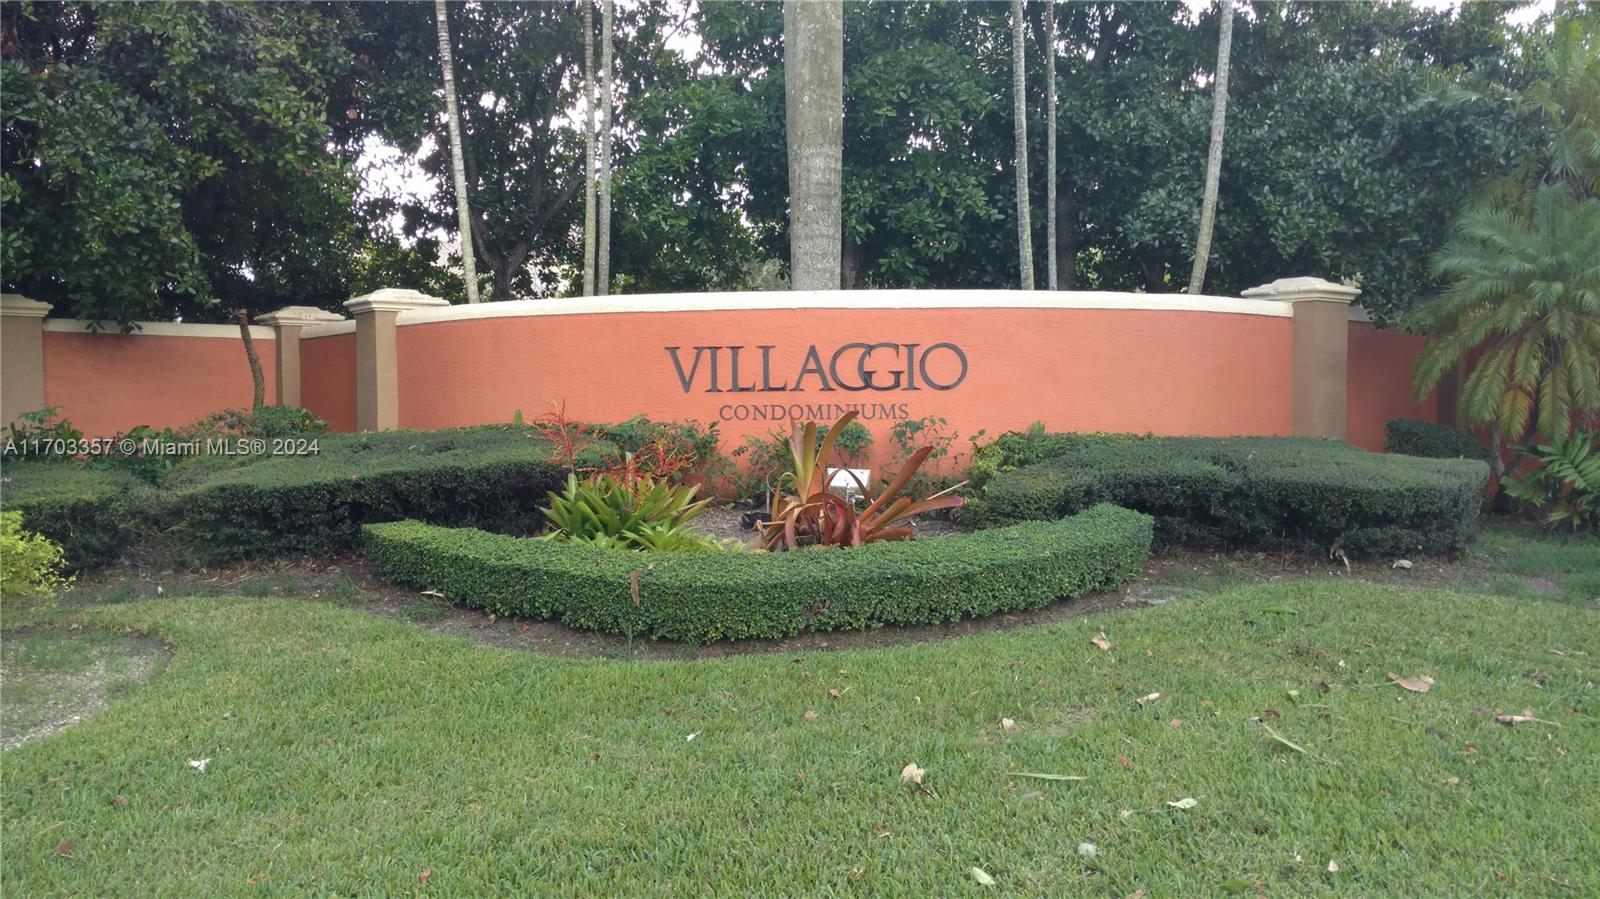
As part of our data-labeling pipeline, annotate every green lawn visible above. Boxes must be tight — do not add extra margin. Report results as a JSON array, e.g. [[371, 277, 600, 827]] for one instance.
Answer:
[[3, 582, 1595, 895]]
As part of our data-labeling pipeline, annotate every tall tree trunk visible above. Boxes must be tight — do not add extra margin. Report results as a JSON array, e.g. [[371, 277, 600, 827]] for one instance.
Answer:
[[840, 236, 861, 290], [784, 0, 844, 291], [1056, 186, 1078, 289], [597, 0, 615, 296], [435, 0, 480, 303], [234, 309, 265, 410], [582, 0, 597, 297], [1044, 0, 1057, 291], [1188, 0, 1233, 296], [1011, 0, 1034, 290]]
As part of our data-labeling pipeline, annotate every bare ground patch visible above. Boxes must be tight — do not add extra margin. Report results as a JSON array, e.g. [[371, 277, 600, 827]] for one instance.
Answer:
[[1, 628, 171, 750]]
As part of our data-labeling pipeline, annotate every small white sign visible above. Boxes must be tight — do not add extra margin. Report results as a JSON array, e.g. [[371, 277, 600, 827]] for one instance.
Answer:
[[827, 468, 871, 499]]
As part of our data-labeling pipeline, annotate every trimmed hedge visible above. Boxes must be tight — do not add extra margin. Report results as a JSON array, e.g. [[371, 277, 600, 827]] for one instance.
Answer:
[[363, 503, 1154, 643], [0, 465, 146, 569], [2, 427, 614, 567], [1384, 418, 1494, 466], [964, 436, 1489, 556]]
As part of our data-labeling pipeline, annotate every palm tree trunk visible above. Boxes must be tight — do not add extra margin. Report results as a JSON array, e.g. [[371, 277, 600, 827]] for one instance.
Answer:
[[597, 0, 615, 296], [783, 0, 844, 291], [582, 0, 597, 297], [434, 0, 479, 303], [1188, 0, 1233, 296], [1044, 1, 1057, 291], [1011, 0, 1034, 291], [234, 309, 265, 410]]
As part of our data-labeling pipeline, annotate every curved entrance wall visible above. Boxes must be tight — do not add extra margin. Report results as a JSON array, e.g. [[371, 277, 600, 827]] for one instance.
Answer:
[[387, 291, 1295, 468], [1, 282, 1449, 461]]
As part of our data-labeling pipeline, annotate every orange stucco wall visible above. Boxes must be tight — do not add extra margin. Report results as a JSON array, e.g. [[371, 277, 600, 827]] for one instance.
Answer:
[[300, 332, 357, 433], [396, 307, 1296, 469], [1346, 322, 1437, 452], [41, 330, 276, 436]]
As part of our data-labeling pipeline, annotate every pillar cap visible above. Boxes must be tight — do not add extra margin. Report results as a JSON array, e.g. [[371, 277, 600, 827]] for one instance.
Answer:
[[257, 305, 346, 327], [344, 288, 449, 315], [1240, 277, 1360, 304], [0, 294, 53, 318]]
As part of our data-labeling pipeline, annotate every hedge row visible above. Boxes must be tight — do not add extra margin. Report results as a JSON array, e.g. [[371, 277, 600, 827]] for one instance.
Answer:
[[1384, 418, 1494, 466], [963, 435, 1489, 556], [3, 427, 609, 567], [363, 503, 1154, 643]]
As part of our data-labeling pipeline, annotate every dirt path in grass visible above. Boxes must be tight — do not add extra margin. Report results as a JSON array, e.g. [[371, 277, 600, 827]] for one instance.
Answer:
[[1, 629, 171, 750]]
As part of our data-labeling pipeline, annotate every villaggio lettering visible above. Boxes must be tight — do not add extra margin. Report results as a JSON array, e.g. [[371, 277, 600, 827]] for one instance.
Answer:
[[665, 343, 968, 394]]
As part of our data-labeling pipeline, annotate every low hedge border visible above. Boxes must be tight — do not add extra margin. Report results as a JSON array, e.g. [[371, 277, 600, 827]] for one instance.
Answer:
[[962, 435, 1489, 556], [363, 503, 1154, 643], [3, 427, 614, 567]]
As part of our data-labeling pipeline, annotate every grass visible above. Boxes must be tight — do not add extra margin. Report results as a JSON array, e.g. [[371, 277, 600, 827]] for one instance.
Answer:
[[1472, 524, 1600, 604], [1, 628, 165, 749], [2, 582, 1596, 896]]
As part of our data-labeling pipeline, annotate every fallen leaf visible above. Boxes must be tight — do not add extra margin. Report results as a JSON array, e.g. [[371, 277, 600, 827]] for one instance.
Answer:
[[1262, 723, 1330, 762], [1495, 714, 1557, 726], [1077, 842, 1099, 857], [1009, 771, 1086, 782], [828, 688, 842, 699], [110, 795, 127, 808], [1091, 632, 1113, 651], [900, 762, 926, 785], [1168, 718, 1183, 729], [188, 758, 211, 773], [1166, 797, 1199, 809], [1117, 756, 1133, 769], [1327, 859, 1340, 874], [419, 869, 432, 886], [1136, 692, 1162, 707], [1000, 717, 1017, 732], [1392, 559, 1413, 570], [970, 866, 996, 886], [54, 839, 74, 858], [420, 589, 445, 598], [803, 710, 818, 721], [1126, 891, 1148, 899], [685, 731, 700, 741], [1261, 709, 1281, 720], [1464, 742, 1478, 755], [1119, 808, 1134, 820], [1388, 673, 1435, 694], [1316, 680, 1331, 694]]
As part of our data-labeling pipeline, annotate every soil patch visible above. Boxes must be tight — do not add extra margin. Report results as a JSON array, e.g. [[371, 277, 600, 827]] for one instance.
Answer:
[[1, 628, 171, 750]]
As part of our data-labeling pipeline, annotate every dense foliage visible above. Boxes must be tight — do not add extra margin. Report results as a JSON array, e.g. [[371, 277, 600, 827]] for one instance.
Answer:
[[0, 509, 72, 606], [963, 433, 1488, 555], [1502, 430, 1600, 533], [1411, 17, 1600, 445], [363, 503, 1152, 642], [1, 1, 1565, 321], [1384, 418, 1494, 466], [3, 427, 612, 567]]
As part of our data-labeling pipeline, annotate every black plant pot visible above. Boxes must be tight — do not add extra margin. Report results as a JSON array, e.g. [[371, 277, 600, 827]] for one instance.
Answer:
[[739, 508, 766, 531]]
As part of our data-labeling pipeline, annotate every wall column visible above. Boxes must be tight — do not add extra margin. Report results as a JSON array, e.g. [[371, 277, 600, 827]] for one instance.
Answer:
[[257, 306, 346, 408], [1242, 276, 1360, 440], [344, 288, 447, 431], [1, 294, 53, 427]]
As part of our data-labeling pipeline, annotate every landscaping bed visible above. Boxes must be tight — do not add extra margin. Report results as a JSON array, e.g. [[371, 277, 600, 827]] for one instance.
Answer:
[[963, 434, 1489, 555], [363, 503, 1154, 642]]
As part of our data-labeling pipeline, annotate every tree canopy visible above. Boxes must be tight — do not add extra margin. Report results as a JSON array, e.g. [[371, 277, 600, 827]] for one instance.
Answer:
[[0, 0, 1573, 326]]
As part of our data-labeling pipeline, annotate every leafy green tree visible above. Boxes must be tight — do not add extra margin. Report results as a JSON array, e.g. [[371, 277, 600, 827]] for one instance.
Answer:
[[1, 2, 370, 325]]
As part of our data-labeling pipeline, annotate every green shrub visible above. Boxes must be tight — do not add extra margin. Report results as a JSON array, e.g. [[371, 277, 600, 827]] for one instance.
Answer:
[[2, 426, 616, 566], [1502, 431, 1600, 533], [964, 436, 1488, 556], [1, 464, 145, 568], [1, 510, 74, 607], [363, 503, 1153, 643], [1384, 419, 1492, 465], [171, 426, 613, 561], [965, 425, 1143, 491]]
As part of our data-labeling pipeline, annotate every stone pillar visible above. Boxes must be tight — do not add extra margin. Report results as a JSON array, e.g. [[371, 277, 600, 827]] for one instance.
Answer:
[[1242, 277, 1361, 440], [257, 306, 346, 408], [1, 294, 53, 427], [343, 288, 447, 432]]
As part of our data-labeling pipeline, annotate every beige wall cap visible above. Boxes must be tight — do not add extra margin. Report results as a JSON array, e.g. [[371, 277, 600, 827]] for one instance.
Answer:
[[1241, 277, 1360, 304], [258, 305, 346, 327], [344, 288, 449, 315], [1, 294, 54, 318]]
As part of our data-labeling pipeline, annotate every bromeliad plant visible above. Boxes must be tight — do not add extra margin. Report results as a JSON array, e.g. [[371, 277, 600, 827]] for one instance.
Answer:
[[754, 412, 965, 551], [542, 447, 737, 552]]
